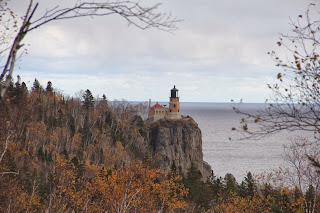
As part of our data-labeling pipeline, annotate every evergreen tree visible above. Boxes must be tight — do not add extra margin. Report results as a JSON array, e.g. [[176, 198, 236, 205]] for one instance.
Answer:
[[37, 146, 45, 161], [182, 163, 214, 211], [239, 172, 255, 197], [21, 82, 28, 92], [6, 76, 28, 104], [223, 173, 238, 194], [33, 78, 41, 91], [81, 115, 92, 148], [305, 185, 315, 212], [46, 81, 53, 93], [100, 93, 108, 109], [245, 172, 255, 197], [68, 113, 76, 136], [16, 80, 28, 104], [211, 176, 224, 201], [82, 89, 95, 110], [15, 76, 21, 89]]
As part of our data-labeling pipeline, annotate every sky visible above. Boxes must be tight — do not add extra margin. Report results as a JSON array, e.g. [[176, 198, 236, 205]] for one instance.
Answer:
[[8, 0, 316, 102]]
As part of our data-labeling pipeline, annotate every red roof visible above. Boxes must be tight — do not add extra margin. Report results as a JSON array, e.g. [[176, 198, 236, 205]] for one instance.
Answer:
[[150, 102, 164, 109]]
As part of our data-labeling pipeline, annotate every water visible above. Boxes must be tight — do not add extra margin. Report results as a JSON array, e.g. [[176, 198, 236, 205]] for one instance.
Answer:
[[180, 102, 312, 182]]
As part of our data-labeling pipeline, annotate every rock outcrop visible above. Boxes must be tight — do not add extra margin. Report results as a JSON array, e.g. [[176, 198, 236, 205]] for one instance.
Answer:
[[147, 117, 211, 179]]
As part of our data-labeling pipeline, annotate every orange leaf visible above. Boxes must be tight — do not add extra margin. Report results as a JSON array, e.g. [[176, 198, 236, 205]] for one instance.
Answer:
[[277, 73, 282, 79]]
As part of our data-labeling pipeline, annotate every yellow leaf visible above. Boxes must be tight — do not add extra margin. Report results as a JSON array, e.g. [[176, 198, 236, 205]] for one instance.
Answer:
[[277, 73, 282, 79], [243, 124, 248, 131]]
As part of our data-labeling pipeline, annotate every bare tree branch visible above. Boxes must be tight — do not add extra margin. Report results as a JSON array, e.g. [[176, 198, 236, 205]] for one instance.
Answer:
[[0, 0, 35, 98], [0, 133, 11, 164], [29, 1, 179, 32], [0, 0, 180, 99], [0, 171, 19, 178], [233, 3, 320, 140]]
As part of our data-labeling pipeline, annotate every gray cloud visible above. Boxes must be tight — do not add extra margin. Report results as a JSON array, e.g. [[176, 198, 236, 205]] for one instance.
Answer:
[[8, 0, 317, 102]]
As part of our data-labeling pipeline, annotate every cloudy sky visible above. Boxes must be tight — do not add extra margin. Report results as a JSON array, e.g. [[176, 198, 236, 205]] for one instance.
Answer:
[[9, 0, 315, 102]]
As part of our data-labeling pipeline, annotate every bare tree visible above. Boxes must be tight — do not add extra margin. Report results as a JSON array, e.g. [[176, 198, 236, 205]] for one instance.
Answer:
[[264, 138, 320, 212], [233, 6, 320, 210], [233, 3, 320, 139], [0, 0, 179, 99], [0, 1, 20, 60], [0, 132, 19, 177]]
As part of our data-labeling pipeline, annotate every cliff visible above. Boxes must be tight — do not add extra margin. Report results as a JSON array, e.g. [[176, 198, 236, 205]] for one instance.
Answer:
[[147, 117, 212, 179]]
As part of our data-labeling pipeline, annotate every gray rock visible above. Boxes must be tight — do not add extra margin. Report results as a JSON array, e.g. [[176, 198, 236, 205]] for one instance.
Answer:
[[147, 117, 211, 180]]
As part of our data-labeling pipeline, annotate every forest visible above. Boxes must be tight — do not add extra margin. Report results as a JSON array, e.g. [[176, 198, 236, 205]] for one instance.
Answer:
[[1, 0, 320, 212], [0, 79, 319, 212]]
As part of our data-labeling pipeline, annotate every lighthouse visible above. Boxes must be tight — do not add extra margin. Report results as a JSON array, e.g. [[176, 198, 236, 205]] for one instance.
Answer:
[[168, 85, 181, 119], [147, 85, 182, 122]]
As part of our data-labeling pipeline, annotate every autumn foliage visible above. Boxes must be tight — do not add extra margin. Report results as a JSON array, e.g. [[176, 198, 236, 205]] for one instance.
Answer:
[[1, 80, 320, 212], [0, 80, 188, 212]]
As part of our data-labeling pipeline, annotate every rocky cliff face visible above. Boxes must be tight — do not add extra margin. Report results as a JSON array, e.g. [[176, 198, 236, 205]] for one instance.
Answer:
[[147, 118, 212, 179]]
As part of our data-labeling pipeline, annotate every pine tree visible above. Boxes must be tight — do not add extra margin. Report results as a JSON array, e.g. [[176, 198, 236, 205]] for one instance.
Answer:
[[46, 81, 53, 93], [223, 173, 238, 194], [37, 146, 45, 161], [238, 172, 255, 198], [33, 78, 40, 91], [245, 172, 255, 197], [182, 163, 214, 210], [82, 89, 94, 110], [15, 78, 28, 103], [32, 78, 44, 94], [21, 82, 28, 94]]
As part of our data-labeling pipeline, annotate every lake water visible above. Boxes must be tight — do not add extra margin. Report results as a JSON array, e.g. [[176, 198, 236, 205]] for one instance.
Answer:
[[180, 102, 312, 181]]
